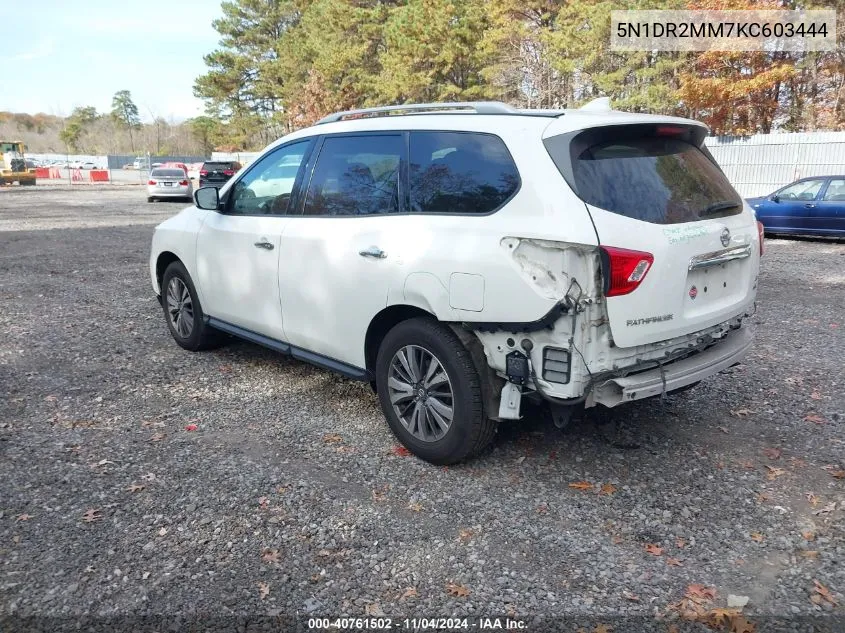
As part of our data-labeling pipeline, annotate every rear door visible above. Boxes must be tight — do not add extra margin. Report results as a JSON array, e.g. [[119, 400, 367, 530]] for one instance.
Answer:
[[544, 124, 760, 348], [812, 178, 845, 234]]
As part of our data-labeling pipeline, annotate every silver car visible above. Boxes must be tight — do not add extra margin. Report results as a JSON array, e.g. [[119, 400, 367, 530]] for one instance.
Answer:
[[147, 168, 193, 202]]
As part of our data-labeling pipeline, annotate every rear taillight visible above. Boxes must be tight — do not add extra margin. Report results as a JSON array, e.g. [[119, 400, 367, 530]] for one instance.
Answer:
[[757, 221, 765, 256], [599, 246, 654, 297], [179, 180, 188, 186], [200, 170, 208, 176], [223, 169, 234, 176], [148, 179, 156, 185]]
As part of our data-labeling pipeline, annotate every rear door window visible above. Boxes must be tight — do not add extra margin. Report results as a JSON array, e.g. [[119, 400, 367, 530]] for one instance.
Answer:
[[409, 131, 519, 214], [545, 127, 743, 224], [303, 135, 403, 216]]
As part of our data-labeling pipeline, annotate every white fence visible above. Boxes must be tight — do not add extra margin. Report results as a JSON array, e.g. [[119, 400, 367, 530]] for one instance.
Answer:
[[705, 131, 845, 198]]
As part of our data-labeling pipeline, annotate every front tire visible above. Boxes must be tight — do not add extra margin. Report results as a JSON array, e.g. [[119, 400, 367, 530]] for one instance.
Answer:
[[375, 318, 495, 465], [160, 261, 222, 351]]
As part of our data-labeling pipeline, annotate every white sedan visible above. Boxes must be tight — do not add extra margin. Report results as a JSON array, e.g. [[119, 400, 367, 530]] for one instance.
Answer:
[[147, 168, 193, 202]]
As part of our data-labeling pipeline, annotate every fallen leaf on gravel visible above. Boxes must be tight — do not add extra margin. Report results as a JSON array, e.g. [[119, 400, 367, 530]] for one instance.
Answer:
[[536, 504, 548, 514], [458, 529, 474, 543], [158, 527, 167, 536], [322, 433, 342, 443], [13, 535, 20, 544], [599, 483, 617, 495], [762, 448, 782, 460], [257, 581, 270, 600], [801, 551, 819, 559], [830, 470, 845, 479], [666, 557, 684, 567], [611, 535, 624, 544], [806, 492, 819, 506], [756, 492, 770, 503], [16, 514, 32, 522], [812, 579, 837, 606], [184, 424, 198, 431], [148, 433, 165, 442], [687, 584, 717, 600], [258, 497, 269, 508], [803, 413, 826, 425], [82, 509, 102, 523], [126, 484, 145, 493], [622, 589, 640, 601], [391, 445, 411, 456], [644, 544, 663, 556], [365, 602, 385, 616], [676, 537, 687, 549], [765, 466, 785, 480], [802, 530, 815, 541], [219, 364, 232, 373], [730, 408, 754, 417], [813, 502, 836, 515], [810, 390, 823, 400], [400, 587, 418, 599], [593, 625, 612, 633], [371, 486, 389, 501], [408, 502, 422, 512], [568, 481, 594, 491], [667, 626, 680, 633], [261, 548, 280, 564], [446, 582, 470, 597], [750, 532, 764, 542]]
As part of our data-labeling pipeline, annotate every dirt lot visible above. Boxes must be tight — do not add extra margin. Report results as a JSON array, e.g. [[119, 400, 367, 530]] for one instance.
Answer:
[[1, 187, 844, 632]]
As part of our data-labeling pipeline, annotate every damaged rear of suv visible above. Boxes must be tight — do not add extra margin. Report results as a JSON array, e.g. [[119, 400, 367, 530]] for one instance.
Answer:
[[150, 99, 761, 465]]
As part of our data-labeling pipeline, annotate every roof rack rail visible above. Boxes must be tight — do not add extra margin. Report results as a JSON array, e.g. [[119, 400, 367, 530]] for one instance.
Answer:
[[316, 101, 519, 125]]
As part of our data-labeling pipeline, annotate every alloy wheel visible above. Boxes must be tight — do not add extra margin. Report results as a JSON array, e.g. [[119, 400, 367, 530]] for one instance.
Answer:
[[166, 277, 194, 338], [387, 345, 454, 442]]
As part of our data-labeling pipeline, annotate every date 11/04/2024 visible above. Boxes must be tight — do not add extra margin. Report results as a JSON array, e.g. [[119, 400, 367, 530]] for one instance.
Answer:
[[307, 617, 527, 630]]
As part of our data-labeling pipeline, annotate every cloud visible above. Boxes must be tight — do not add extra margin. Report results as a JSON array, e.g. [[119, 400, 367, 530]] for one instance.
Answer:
[[0, 38, 54, 63]]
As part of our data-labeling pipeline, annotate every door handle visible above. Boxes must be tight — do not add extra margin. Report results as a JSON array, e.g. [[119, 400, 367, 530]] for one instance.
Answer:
[[359, 246, 386, 259], [805, 203, 816, 208], [254, 239, 274, 250]]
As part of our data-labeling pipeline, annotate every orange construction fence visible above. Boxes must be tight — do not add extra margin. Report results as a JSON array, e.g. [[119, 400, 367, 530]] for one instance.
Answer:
[[35, 168, 49, 179], [89, 170, 109, 182]]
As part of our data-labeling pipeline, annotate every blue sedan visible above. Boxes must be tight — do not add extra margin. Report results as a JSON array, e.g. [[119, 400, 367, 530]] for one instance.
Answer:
[[747, 176, 845, 237]]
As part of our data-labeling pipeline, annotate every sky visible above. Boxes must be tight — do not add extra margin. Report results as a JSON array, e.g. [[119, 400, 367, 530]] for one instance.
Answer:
[[0, 1, 223, 122]]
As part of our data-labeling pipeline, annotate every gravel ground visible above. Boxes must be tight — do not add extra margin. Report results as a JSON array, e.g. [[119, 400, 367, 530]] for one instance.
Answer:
[[1, 188, 844, 632]]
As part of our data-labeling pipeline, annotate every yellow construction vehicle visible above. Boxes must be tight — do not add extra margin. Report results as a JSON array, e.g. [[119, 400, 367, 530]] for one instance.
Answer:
[[0, 141, 36, 186]]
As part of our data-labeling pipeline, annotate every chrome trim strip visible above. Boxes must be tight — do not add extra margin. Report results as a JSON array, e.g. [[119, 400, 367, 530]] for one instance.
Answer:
[[688, 244, 752, 271]]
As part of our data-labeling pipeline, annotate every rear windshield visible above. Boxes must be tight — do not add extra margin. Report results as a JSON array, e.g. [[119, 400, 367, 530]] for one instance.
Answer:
[[152, 169, 185, 178], [202, 162, 234, 170], [545, 128, 742, 224]]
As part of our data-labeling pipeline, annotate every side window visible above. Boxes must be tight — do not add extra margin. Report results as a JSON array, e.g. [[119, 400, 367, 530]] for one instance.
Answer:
[[303, 135, 402, 216], [409, 131, 519, 214], [778, 179, 824, 201], [229, 140, 311, 215], [822, 179, 845, 202]]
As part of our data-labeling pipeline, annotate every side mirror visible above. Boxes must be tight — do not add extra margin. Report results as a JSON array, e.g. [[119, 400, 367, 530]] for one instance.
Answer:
[[770, 194, 780, 203], [194, 186, 220, 210]]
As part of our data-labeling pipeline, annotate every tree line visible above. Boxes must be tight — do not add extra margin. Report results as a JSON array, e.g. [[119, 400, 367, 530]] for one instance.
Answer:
[[193, 0, 845, 150], [0, 90, 213, 156]]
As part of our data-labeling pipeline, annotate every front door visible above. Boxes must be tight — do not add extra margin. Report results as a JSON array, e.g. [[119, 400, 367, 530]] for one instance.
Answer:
[[278, 133, 406, 369], [195, 140, 314, 339]]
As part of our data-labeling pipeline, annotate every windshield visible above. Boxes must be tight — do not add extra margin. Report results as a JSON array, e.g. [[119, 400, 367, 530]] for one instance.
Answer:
[[546, 129, 742, 225]]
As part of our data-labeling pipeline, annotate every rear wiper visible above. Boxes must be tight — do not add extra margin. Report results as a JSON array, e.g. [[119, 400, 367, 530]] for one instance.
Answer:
[[699, 201, 741, 216]]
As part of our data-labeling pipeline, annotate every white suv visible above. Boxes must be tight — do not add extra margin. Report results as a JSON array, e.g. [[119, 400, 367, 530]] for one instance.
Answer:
[[150, 100, 762, 464]]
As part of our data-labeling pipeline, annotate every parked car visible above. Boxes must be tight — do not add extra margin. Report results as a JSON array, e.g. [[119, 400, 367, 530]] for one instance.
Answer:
[[747, 176, 845, 237], [132, 157, 150, 170], [150, 100, 762, 464], [198, 160, 241, 187], [79, 161, 97, 170], [147, 168, 193, 202]]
